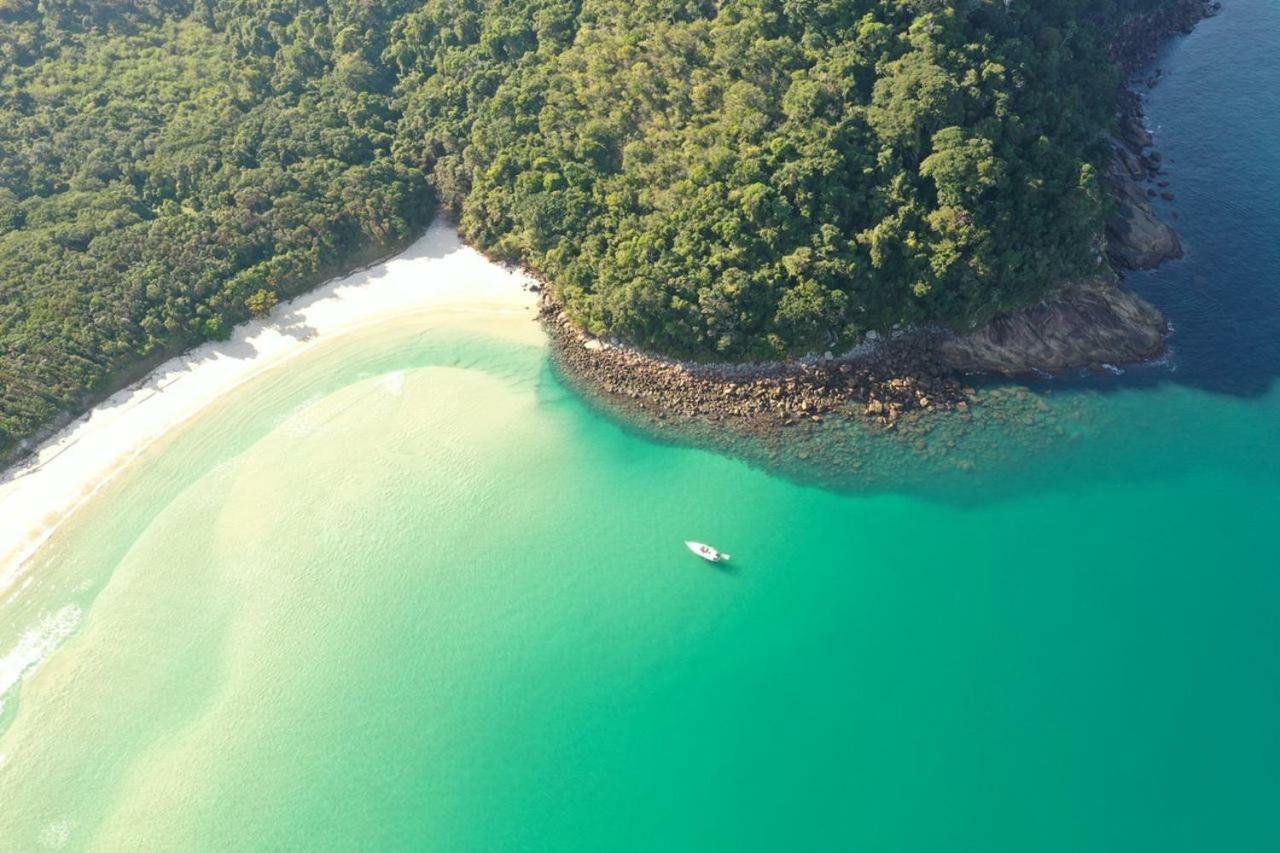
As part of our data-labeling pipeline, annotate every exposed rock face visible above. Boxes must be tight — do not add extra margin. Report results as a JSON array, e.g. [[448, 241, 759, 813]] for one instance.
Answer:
[[1110, 0, 1220, 72], [937, 277, 1166, 375], [1102, 0, 1218, 270], [1106, 158, 1184, 270], [546, 275, 1167, 429], [541, 297, 966, 430], [945, 1, 1214, 373], [1105, 81, 1182, 271]]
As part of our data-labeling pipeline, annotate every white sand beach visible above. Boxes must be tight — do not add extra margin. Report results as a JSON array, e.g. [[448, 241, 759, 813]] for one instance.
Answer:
[[0, 221, 538, 587]]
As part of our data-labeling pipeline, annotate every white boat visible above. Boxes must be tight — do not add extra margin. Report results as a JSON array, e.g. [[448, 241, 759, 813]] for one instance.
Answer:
[[685, 541, 730, 563]]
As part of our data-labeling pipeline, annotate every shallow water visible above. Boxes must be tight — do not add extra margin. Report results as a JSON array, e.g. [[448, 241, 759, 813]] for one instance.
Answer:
[[2, 3, 1279, 850]]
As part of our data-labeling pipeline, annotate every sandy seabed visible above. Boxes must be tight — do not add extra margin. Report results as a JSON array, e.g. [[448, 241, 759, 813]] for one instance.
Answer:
[[0, 221, 537, 587]]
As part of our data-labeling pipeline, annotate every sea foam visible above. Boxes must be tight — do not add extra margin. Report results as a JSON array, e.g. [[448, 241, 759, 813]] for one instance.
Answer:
[[0, 604, 83, 703]]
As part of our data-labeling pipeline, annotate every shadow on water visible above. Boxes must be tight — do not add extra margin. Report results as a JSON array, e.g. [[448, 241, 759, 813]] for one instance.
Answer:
[[712, 560, 740, 577]]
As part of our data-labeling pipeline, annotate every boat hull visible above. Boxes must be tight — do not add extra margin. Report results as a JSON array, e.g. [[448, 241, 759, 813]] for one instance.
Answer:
[[685, 541, 729, 562]]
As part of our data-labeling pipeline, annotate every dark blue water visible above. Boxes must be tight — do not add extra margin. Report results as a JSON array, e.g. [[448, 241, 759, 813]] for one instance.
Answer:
[[1125, 0, 1280, 397]]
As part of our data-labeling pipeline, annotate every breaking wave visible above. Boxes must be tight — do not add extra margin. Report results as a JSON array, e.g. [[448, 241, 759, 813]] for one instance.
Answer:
[[0, 604, 83, 706]]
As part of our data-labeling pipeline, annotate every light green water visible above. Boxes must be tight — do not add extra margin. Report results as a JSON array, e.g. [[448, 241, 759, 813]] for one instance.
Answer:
[[1, 306, 1276, 851], [3, 7, 1280, 849]]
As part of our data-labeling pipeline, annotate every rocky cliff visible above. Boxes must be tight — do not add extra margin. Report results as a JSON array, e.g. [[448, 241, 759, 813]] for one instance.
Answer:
[[1106, 165, 1184, 270], [1104, 0, 1218, 269], [1105, 88, 1185, 270], [948, 0, 1219, 375], [936, 277, 1166, 375]]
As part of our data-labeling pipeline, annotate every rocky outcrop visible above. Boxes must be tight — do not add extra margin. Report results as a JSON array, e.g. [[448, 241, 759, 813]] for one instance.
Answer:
[[1106, 156, 1183, 270], [1103, 0, 1218, 270], [936, 277, 1166, 375], [546, 274, 1167, 428], [1104, 68, 1181, 271], [1110, 0, 1220, 73], [542, 298, 966, 430], [547, 275, 1167, 428]]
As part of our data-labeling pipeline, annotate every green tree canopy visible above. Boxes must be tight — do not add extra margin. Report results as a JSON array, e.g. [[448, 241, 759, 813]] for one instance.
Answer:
[[0, 0, 1172, 459]]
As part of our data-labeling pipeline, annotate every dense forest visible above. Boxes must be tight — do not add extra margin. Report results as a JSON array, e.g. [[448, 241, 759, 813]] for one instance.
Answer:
[[2, 0, 1171, 459]]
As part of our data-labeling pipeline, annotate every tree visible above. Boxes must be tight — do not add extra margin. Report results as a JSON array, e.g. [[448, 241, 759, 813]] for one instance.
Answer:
[[245, 289, 280, 317]]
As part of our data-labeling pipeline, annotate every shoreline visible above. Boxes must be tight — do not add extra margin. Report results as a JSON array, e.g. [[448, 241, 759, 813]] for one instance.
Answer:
[[542, 274, 1166, 433], [1105, 0, 1220, 270], [545, 1, 1214, 435], [0, 1, 1216, 577], [541, 294, 967, 431], [0, 220, 537, 584], [0, 234, 423, 474]]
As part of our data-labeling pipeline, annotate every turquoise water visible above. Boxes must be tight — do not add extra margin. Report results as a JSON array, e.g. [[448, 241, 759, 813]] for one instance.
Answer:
[[2, 4, 1280, 850]]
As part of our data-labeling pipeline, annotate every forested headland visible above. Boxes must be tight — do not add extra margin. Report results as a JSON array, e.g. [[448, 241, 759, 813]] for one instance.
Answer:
[[2, 0, 1180, 461]]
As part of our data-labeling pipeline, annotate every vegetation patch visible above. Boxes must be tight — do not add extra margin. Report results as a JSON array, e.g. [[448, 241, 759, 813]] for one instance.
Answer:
[[0, 0, 1175, 459]]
